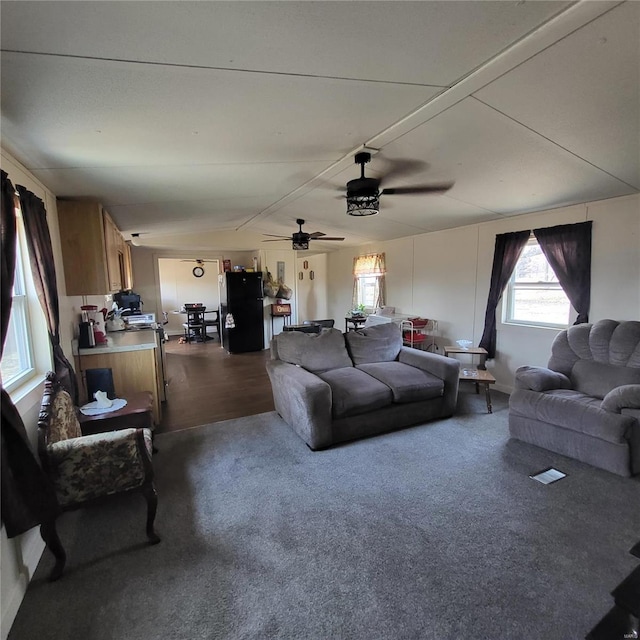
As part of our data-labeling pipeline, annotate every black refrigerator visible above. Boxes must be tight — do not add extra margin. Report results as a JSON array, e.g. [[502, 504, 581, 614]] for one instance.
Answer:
[[220, 271, 265, 353]]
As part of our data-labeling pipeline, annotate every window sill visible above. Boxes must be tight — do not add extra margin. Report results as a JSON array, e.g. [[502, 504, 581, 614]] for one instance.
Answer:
[[502, 320, 569, 331], [10, 371, 45, 411]]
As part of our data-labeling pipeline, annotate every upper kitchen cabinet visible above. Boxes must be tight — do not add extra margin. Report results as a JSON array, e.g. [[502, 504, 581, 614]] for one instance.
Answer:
[[57, 200, 133, 295]]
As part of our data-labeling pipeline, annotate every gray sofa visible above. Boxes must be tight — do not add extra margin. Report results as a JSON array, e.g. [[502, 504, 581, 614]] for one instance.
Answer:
[[266, 322, 460, 450], [509, 319, 640, 477]]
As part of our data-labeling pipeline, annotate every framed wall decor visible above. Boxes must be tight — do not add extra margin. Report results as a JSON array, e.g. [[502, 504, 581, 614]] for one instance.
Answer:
[[309, 270, 315, 280], [298, 271, 304, 280], [303, 260, 309, 270]]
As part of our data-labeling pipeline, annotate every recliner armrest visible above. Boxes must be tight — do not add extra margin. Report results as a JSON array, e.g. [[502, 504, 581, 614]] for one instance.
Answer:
[[601, 384, 640, 414], [514, 366, 571, 392]]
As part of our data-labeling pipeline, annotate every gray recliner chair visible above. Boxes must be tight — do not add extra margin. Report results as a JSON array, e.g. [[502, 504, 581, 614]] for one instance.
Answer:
[[509, 319, 640, 477]]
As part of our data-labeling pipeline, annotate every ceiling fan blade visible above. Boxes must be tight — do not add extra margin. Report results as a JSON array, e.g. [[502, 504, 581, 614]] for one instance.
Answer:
[[381, 183, 453, 195], [262, 233, 292, 239], [262, 238, 290, 242], [308, 232, 326, 238], [315, 236, 344, 241], [377, 158, 428, 185]]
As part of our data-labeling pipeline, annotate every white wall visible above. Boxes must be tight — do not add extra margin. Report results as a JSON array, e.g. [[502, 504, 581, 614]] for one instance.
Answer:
[[327, 194, 640, 393], [295, 253, 329, 322]]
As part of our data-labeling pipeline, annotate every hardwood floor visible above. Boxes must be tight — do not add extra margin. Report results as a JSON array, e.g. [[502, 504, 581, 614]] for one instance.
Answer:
[[157, 337, 274, 433]]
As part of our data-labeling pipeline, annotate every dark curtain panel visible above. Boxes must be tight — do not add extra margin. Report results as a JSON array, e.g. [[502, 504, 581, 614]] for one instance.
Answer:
[[534, 221, 592, 325], [478, 230, 530, 358], [0, 172, 59, 538], [1, 171, 17, 341], [18, 185, 78, 403]]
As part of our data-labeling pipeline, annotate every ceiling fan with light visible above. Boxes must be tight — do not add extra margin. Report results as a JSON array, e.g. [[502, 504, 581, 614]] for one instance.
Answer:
[[342, 151, 453, 216], [262, 219, 344, 251]]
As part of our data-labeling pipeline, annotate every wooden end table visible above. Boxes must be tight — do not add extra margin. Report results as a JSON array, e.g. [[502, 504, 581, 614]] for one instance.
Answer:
[[443, 346, 495, 413], [459, 367, 496, 413], [78, 391, 154, 435]]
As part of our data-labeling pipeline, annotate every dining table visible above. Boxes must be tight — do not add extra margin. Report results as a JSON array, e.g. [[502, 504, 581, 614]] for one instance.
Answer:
[[172, 308, 219, 342]]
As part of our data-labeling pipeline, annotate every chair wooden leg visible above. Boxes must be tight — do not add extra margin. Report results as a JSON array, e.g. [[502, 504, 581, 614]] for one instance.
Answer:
[[40, 518, 66, 581], [143, 484, 161, 544]]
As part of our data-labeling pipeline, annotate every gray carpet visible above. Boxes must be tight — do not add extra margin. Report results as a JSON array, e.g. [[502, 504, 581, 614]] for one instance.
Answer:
[[9, 391, 640, 640]]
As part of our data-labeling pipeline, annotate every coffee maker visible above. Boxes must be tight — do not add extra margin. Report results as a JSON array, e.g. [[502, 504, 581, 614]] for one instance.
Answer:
[[113, 290, 142, 316], [78, 305, 108, 348]]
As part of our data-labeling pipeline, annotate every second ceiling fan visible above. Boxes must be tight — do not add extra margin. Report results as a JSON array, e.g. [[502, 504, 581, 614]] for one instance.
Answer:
[[262, 219, 344, 251], [343, 151, 453, 216]]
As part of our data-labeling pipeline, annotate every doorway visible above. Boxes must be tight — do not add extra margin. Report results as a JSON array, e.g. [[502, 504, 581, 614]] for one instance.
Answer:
[[158, 258, 220, 337]]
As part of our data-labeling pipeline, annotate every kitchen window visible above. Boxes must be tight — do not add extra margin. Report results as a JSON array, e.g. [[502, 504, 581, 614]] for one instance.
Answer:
[[504, 238, 571, 328]]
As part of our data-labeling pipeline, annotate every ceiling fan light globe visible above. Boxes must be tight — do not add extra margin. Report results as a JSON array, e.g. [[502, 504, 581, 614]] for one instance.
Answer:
[[347, 194, 380, 216], [293, 240, 309, 250]]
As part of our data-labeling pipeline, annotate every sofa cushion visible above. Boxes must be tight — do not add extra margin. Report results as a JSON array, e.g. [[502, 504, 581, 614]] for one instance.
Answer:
[[275, 328, 352, 373], [345, 322, 403, 365], [317, 367, 393, 419], [357, 362, 444, 403], [570, 360, 640, 399], [509, 388, 635, 444]]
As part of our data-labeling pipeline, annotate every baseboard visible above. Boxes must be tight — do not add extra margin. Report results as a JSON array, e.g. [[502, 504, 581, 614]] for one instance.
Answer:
[[494, 383, 512, 395], [1, 530, 45, 640]]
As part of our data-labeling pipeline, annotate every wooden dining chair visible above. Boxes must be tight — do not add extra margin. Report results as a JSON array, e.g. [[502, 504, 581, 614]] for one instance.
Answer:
[[182, 304, 206, 343]]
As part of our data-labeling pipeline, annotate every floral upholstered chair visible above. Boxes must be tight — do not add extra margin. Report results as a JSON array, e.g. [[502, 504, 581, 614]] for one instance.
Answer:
[[37, 371, 160, 580]]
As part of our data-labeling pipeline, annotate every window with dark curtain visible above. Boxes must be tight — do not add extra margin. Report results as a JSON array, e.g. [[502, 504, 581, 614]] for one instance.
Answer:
[[1, 171, 60, 539], [479, 221, 593, 359]]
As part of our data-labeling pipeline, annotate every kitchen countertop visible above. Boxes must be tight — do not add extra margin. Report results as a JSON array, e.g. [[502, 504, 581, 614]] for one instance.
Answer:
[[73, 329, 158, 356]]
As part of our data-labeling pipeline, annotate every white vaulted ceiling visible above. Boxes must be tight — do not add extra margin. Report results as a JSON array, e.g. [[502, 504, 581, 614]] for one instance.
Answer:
[[1, 1, 638, 252]]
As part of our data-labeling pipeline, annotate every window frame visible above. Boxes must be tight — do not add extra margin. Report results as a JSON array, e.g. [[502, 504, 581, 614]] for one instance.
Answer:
[[355, 274, 381, 312], [0, 202, 38, 394], [503, 237, 573, 330]]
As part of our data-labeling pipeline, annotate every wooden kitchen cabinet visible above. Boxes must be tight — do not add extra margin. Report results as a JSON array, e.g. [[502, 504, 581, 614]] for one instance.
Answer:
[[103, 210, 123, 292], [122, 238, 134, 290], [57, 199, 133, 295]]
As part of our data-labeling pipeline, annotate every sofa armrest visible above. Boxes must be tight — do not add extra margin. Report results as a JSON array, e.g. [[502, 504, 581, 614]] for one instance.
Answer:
[[398, 347, 460, 416], [514, 366, 572, 392], [399, 347, 459, 380], [601, 384, 640, 414], [266, 360, 333, 449]]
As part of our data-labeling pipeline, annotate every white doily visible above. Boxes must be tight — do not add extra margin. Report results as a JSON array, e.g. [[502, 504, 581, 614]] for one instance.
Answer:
[[80, 398, 128, 416]]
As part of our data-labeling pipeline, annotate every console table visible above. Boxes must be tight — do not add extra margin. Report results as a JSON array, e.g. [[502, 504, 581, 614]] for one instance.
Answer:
[[271, 303, 292, 335], [345, 315, 366, 332]]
